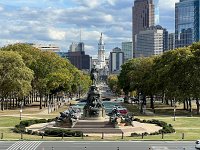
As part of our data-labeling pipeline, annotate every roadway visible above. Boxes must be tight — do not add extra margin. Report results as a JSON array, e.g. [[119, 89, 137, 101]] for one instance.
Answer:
[[0, 141, 197, 150]]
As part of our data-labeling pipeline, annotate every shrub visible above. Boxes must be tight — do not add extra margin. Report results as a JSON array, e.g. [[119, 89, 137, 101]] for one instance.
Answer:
[[14, 119, 50, 133], [131, 133, 141, 137], [133, 118, 140, 122], [133, 118, 175, 136], [44, 128, 82, 137]]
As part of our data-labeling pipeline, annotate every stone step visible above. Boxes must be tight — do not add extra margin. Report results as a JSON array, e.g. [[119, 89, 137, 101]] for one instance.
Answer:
[[69, 128, 122, 133], [73, 124, 113, 128], [73, 121, 113, 128]]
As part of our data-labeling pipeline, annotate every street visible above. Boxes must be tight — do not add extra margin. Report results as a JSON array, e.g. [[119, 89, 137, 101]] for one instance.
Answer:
[[0, 141, 196, 150]]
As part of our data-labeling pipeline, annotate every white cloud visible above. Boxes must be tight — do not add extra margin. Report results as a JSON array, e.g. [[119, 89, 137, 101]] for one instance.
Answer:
[[0, 6, 4, 12], [86, 0, 99, 8], [0, 0, 178, 58], [107, 0, 116, 6], [74, 0, 100, 8], [48, 28, 66, 41], [103, 14, 114, 22]]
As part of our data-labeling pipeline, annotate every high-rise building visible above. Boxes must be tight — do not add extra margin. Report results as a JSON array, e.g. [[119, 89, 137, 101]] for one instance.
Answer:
[[122, 42, 133, 62], [175, 0, 200, 48], [69, 42, 84, 52], [109, 47, 124, 74], [32, 44, 60, 52], [68, 51, 90, 70], [76, 42, 84, 51], [112, 47, 122, 52], [56, 52, 68, 58], [136, 25, 167, 57], [68, 41, 90, 70], [132, 0, 155, 57], [97, 33, 106, 69], [154, 0, 160, 25], [168, 33, 175, 51]]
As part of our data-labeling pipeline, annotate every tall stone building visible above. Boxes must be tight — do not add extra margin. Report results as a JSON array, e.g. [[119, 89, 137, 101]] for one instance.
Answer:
[[132, 0, 155, 57], [97, 33, 106, 69]]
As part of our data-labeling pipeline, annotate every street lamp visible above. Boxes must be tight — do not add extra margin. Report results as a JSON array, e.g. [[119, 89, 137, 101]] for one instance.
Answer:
[[19, 102, 23, 120], [173, 99, 176, 121]]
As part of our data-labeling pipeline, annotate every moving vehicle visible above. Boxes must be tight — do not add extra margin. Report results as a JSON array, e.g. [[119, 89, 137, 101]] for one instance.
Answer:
[[195, 140, 200, 149]]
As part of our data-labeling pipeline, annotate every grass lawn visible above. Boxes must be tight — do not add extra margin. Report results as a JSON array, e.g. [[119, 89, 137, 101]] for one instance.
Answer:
[[123, 102, 200, 141], [131, 116, 200, 140], [0, 116, 23, 127], [0, 101, 200, 141]]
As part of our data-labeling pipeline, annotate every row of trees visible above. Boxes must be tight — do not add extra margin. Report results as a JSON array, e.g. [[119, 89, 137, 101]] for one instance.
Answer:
[[0, 43, 91, 110], [108, 42, 200, 114]]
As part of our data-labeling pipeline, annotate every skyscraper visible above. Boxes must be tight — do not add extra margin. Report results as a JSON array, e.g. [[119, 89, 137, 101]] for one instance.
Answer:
[[168, 33, 175, 51], [69, 42, 84, 52], [135, 25, 166, 57], [132, 0, 155, 57], [122, 42, 133, 62], [175, 0, 200, 48], [97, 33, 106, 69], [154, 0, 159, 25], [68, 42, 90, 70], [109, 47, 124, 74]]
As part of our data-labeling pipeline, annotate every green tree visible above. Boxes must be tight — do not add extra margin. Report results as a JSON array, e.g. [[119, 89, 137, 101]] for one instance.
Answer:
[[0, 51, 34, 110], [107, 75, 120, 95], [189, 42, 200, 114]]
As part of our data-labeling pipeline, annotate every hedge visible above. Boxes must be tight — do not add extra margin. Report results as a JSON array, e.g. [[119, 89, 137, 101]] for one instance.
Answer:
[[13, 118, 55, 133], [13, 119, 82, 137], [44, 128, 82, 137], [131, 118, 175, 137]]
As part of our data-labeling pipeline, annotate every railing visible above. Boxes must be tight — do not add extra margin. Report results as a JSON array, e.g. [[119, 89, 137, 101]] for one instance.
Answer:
[[0, 132, 198, 141]]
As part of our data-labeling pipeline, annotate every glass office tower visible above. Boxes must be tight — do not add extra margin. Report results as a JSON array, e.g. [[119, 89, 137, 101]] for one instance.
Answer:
[[175, 0, 199, 48], [132, 0, 155, 57]]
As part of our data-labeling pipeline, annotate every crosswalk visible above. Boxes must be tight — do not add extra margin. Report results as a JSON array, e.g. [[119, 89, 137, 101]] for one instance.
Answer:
[[150, 146, 195, 150], [7, 141, 42, 150], [151, 146, 169, 150]]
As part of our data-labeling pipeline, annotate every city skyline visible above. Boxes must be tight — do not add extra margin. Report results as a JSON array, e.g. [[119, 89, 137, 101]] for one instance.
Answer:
[[0, 0, 178, 58]]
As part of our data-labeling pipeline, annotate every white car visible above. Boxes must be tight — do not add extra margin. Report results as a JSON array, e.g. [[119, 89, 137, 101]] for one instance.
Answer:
[[195, 140, 200, 149]]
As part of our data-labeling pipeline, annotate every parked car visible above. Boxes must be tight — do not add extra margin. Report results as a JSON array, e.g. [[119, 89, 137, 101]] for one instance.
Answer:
[[130, 97, 139, 104], [195, 140, 200, 149], [102, 98, 111, 101], [117, 107, 128, 115]]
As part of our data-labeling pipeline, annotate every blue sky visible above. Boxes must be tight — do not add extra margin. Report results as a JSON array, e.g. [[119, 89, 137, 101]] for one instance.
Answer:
[[0, 0, 179, 58]]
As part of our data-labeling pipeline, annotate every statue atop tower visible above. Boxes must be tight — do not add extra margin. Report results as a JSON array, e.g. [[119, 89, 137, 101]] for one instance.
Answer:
[[97, 33, 106, 69]]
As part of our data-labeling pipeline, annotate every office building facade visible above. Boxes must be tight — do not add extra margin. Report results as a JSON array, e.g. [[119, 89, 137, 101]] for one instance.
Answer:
[[132, 0, 155, 57], [69, 42, 84, 52], [68, 51, 90, 70], [109, 47, 124, 74], [122, 42, 133, 62], [168, 33, 175, 51], [175, 0, 200, 48], [136, 25, 166, 57], [32, 44, 60, 52]]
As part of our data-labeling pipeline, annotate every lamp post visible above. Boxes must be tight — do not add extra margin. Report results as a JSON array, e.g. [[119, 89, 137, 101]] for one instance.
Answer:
[[173, 99, 176, 121], [19, 102, 23, 120]]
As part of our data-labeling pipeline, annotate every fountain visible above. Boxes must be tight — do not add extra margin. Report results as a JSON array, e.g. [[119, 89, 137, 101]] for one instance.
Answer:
[[52, 65, 134, 134]]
